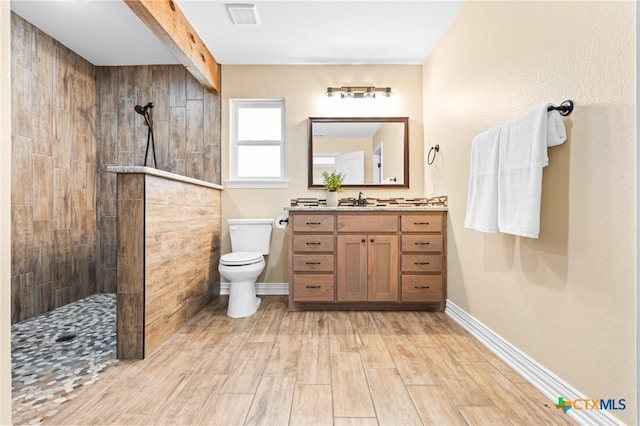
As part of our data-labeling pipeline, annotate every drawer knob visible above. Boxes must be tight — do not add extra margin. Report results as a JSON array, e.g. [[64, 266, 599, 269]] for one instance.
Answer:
[[415, 262, 430, 265], [306, 261, 321, 265], [305, 242, 321, 246], [415, 242, 430, 246], [361, 238, 366, 243], [306, 221, 322, 226], [414, 286, 430, 289], [305, 285, 321, 289], [414, 222, 430, 225], [370, 238, 374, 243]]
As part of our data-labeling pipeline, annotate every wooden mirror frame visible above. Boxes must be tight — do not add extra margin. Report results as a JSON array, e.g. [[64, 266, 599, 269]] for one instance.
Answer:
[[308, 117, 409, 189]]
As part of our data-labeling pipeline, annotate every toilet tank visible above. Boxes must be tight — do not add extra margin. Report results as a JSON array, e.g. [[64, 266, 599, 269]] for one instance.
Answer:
[[228, 218, 274, 254]]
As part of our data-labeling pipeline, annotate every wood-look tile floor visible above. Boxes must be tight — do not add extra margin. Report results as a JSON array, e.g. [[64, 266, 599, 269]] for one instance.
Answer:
[[44, 296, 575, 425]]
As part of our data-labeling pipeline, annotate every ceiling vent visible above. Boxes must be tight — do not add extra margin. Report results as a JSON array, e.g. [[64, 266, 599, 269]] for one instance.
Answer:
[[226, 4, 260, 25]]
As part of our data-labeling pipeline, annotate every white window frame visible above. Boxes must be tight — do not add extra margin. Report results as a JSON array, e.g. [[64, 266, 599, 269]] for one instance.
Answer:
[[226, 98, 288, 189]]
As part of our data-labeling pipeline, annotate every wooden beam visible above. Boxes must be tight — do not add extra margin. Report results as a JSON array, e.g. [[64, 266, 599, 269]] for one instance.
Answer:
[[124, 0, 220, 94]]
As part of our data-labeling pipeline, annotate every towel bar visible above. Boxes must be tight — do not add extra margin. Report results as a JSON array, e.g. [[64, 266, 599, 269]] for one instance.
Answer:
[[547, 100, 574, 116]]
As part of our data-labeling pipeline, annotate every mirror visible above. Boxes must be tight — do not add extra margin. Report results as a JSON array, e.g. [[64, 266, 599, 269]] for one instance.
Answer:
[[308, 117, 409, 189]]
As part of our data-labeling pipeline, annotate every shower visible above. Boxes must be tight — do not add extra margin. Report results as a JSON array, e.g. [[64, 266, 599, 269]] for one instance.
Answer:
[[135, 101, 157, 168]]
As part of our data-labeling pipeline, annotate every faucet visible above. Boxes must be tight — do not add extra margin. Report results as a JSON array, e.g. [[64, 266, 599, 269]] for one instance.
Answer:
[[358, 192, 366, 206]]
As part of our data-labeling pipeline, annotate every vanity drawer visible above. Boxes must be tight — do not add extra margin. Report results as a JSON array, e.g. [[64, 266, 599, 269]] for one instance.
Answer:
[[293, 214, 335, 232], [293, 235, 334, 253], [401, 214, 442, 233], [401, 235, 443, 253], [293, 254, 335, 272], [401, 275, 443, 302], [294, 274, 335, 302], [402, 254, 442, 272], [337, 215, 398, 233]]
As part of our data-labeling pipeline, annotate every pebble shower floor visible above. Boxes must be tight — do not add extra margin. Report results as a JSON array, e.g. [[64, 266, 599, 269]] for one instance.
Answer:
[[11, 293, 117, 425]]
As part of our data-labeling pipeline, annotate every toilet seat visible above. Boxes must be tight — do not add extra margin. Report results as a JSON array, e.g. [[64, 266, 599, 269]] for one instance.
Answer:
[[220, 251, 263, 266]]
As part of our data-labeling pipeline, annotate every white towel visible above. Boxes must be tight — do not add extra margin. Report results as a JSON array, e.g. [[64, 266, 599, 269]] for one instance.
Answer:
[[497, 104, 566, 238], [464, 104, 567, 238], [464, 125, 501, 234]]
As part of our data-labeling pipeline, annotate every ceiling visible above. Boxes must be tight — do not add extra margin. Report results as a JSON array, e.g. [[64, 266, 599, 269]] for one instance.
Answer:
[[10, 0, 465, 66]]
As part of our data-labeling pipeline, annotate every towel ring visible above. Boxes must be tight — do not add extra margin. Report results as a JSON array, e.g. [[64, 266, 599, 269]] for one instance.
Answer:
[[427, 144, 439, 165]]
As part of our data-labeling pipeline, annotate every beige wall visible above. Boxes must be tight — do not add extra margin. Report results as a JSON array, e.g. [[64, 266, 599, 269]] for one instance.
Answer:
[[220, 65, 424, 285], [423, 1, 636, 423], [1, 1, 11, 423]]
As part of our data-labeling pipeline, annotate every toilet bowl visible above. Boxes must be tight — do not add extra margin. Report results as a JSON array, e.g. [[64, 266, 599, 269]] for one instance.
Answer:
[[219, 252, 265, 318], [218, 218, 274, 318]]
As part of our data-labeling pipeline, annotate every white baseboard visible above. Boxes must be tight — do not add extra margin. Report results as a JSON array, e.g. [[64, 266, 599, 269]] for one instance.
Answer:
[[216, 282, 289, 296], [445, 300, 624, 426]]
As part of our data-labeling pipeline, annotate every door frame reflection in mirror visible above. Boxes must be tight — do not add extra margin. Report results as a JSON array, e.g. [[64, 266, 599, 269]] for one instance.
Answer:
[[308, 117, 409, 189]]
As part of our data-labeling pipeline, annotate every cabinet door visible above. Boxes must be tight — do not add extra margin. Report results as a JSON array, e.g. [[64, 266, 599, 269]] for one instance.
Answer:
[[337, 235, 368, 301], [367, 235, 399, 302]]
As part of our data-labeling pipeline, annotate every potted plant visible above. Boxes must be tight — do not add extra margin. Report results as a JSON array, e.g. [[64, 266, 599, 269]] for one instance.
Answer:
[[322, 170, 345, 207]]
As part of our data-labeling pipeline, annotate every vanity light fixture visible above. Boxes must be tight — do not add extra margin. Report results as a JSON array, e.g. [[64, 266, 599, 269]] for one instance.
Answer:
[[325, 86, 393, 99]]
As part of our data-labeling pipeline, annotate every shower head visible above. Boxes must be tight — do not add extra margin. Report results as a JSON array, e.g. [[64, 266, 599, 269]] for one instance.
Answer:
[[134, 102, 154, 115]]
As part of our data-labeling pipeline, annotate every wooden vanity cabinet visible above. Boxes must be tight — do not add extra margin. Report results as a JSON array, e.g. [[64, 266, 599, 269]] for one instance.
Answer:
[[336, 215, 399, 302], [400, 213, 446, 310], [288, 209, 446, 311], [336, 234, 399, 302], [290, 214, 335, 303]]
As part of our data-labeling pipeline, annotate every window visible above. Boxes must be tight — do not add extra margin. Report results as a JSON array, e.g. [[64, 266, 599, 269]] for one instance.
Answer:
[[227, 99, 287, 188]]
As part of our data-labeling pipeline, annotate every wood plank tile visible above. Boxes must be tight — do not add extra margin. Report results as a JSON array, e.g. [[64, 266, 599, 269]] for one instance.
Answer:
[[11, 134, 33, 206], [349, 312, 394, 368], [218, 342, 272, 394], [33, 154, 53, 221], [11, 205, 33, 276], [169, 106, 187, 163], [11, 65, 32, 139], [297, 330, 331, 385], [53, 108, 71, 169], [365, 368, 422, 425], [247, 297, 286, 343], [70, 189, 87, 245], [244, 376, 295, 426], [457, 406, 514, 426], [117, 293, 144, 359], [289, 384, 333, 426], [156, 373, 226, 425], [461, 361, 572, 425], [42, 297, 576, 426], [334, 418, 379, 426], [263, 334, 302, 377], [514, 382, 576, 426], [11, 273, 35, 323], [329, 311, 360, 353], [186, 99, 204, 153], [33, 220, 54, 285], [331, 352, 375, 417], [169, 65, 187, 108], [53, 168, 70, 230], [384, 335, 439, 385], [199, 392, 254, 426], [419, 347, 492, 406], [406, 385, 467, 426]]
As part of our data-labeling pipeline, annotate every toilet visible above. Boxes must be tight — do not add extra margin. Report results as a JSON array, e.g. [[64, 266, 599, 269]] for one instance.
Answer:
[[219, 218, 274, 318]]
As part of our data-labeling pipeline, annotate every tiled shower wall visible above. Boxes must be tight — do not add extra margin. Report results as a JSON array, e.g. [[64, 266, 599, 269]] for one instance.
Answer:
[[11, 14, 98, 323], [95, 65, 221, 295], [10, 13, 222, 323]]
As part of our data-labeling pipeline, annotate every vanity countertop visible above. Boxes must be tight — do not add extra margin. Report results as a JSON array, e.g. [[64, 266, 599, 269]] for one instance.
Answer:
[[285, 205, 447, 212], [286, 195, 448, 212]]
